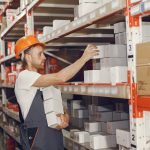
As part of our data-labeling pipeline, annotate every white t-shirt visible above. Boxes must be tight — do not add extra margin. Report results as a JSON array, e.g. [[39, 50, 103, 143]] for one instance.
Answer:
[[15, 70, 41, 119]]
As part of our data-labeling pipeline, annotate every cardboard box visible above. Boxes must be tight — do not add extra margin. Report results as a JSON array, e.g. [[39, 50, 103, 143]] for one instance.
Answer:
[[137, 66, 150, 95], [101, 58, 127, 69], [95, 111, 113, 122], [136, 43, 150, 95], [74, 131, 90, 143], [46, 112, 61, 128], [107, 120, 129, 134], [90, 134, 116, 149], [110, 66, 128, 84], [74, 109, 89, 118], [136, 43, 150, 65], [53, 20, 70, 31], [116, 129, 130, 148], [99, 68, 111, 83], [114, 22, 126, 34], [113, 111, 129, 121], [84, 122, 101, 133]]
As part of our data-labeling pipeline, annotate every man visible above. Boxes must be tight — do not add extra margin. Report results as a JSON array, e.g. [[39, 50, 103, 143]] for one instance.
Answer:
[[14, 35, 98, 150]]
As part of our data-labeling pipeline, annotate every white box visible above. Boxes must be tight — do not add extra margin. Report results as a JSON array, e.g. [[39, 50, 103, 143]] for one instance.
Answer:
[[46, 112, 61, 128], [93, 60, 100, 70], [84, 70, 100, 83], [115, 33, 127, 45], [116, 129, 130, 148], [110, 66, 128, 84], [43, 26, 53, 35], [119, 145, 130, 150], [106, 45, 127, 58], [74, 109, 89, 118], [70, 100, 82, 109], [53, 20, 70, 31], [78, 3, 98, 17], [43, 99, 64, 114], [107, 120, 129, 134], [101, 122, 107, 132], [93, 45, 106, 59], [99, 68, 111, 83], [101, 58, 127, 69], [70, 129, 80, 138], [74, 131, 90, 143], [117, 32, 127, 45], [90, 134, 116, 149], [114, 22, 126, 34], [113, 111, 129, 121], [42, 86, 64, 114], [84, 122, 101, 133], [116, 103, 125, 112], [96, 111, 113, 122], [95, 105, 113, 112]]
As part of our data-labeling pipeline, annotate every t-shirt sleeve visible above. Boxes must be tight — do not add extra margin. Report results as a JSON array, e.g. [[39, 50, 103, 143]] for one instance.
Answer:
[[17, 70, 41, 90]]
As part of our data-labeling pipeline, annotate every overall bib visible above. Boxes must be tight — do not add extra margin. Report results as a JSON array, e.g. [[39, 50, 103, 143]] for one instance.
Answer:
[[19, 89, 64, 150]]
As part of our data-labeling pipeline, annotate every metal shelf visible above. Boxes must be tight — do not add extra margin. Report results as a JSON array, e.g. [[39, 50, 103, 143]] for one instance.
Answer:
[[2, 107, 20, 122], [56, 83, 130, 99], [62, 129, 117, 150], [1, 0, 44, 39], [0, 53, 15, 63], [39, 0, 126, 44], [0, 123, 20, 144]]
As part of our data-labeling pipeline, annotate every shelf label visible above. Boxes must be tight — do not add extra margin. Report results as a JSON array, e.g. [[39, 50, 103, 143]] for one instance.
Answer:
[[64, 86, 68, 92], [81, 86, 86, 93], [111, 87, 118, 95], [112, 0, 119, 9], [99, 6, 106, 14], [68, 86, 73, 92], [74, 87, 79, 92]]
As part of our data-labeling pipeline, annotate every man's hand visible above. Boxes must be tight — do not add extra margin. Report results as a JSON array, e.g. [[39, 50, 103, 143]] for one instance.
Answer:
[[81, 44, 99, 63], [56, 112, 69, 129]]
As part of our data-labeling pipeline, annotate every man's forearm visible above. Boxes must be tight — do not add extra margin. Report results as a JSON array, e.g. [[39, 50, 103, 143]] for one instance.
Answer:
[[57, 57, 86, 82]]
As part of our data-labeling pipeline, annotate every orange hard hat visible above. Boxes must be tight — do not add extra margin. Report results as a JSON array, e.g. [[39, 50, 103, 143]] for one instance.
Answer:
[[15, 35, 45, 59]]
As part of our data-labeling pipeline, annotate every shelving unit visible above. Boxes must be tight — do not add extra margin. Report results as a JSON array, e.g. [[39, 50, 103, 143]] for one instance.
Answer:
[[0, 0, 150, 150]]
